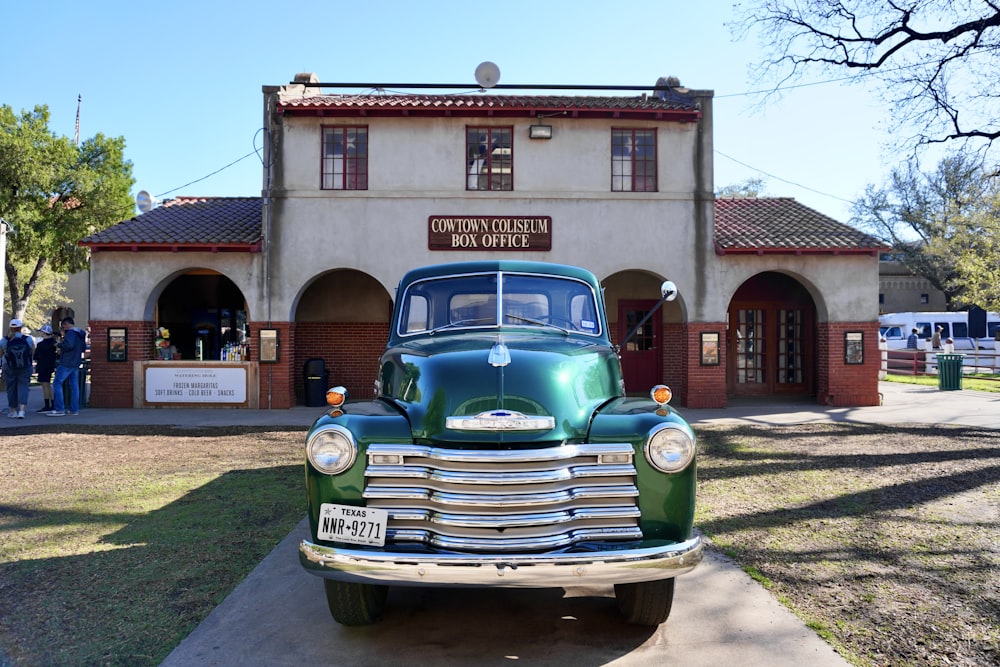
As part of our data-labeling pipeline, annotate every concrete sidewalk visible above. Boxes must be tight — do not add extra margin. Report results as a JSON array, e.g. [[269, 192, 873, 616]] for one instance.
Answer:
[[4, 379, 999, 431]]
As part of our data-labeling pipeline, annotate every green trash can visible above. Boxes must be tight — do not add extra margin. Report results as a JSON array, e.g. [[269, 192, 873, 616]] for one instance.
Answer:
[[936, 354, 964, 391]]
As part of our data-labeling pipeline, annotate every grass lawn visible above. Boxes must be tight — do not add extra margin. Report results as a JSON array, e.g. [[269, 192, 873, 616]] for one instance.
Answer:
[[884, 372, 1000, 392]]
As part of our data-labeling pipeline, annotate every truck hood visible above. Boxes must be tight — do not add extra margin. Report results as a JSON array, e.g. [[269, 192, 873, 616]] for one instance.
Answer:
[[377, 333, 623, 445]]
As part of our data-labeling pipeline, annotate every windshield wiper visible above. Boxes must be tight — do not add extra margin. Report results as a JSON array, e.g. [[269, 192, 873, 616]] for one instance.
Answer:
[[427, 318, 494, 335], [504, 313, 570, 335]]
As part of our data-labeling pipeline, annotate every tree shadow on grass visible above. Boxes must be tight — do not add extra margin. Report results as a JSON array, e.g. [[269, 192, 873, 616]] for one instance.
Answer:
[[0, 464, 302, 667], [694, 422, 1000, 663]]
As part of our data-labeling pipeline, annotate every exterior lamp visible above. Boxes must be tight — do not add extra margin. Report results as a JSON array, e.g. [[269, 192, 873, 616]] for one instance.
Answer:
[[528, 124, 552, 140]]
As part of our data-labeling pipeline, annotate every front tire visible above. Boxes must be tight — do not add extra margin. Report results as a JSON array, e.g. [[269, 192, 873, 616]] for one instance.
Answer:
[[323, 579, 388, 626], [614, 578, 675, 626]]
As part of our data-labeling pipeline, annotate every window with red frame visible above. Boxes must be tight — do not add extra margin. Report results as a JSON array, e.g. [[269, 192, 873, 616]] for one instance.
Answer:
[[466, 127, 513, 191], [322, 126, 368, 190], [611, 129, 657, 192]]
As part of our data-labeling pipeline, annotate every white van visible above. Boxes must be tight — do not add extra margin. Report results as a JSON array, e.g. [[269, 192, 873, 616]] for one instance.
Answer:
[[879, 311, 1000, 350]]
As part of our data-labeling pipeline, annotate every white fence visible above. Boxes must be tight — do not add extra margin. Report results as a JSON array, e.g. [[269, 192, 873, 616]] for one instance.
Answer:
[[880, 341, 1000, 377]]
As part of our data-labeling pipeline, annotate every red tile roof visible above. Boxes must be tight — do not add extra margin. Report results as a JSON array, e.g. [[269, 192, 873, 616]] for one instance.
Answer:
[[80, 197, 262, 252], [81, 196, 886, 256], [714, 197, 887, 255], [277, 93, 701, 121]]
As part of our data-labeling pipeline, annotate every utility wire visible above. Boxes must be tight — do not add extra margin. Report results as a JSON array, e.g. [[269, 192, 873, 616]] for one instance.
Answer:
[[715, 150, 857, 204], [155, 150, 258, 199]]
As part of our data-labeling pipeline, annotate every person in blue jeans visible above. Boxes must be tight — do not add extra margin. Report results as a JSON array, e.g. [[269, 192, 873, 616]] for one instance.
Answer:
[[2, 318, 36, 419], [48, 316, 87, 416]]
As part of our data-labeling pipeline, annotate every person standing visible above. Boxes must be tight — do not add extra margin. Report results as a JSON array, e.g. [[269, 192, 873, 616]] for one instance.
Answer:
[[1, 318, 36, 419], [931, 326, 943, 349], [48, 316, 86, 417], [906, 328, 919, 349], [33, 324, 58, 412]]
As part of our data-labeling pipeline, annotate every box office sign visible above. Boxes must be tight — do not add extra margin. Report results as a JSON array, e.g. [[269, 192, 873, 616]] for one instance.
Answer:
[[428, 216, 552, 251], [145, 366, 247, 404]]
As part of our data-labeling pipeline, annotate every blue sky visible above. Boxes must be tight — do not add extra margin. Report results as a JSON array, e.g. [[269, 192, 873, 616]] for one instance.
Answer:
[[1, 0, 891, 223]]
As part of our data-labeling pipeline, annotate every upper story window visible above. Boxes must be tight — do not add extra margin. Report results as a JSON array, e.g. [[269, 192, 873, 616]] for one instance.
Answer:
[[467, 127, 513, 191], [611, 129, 657, 192], [322, 126, 368, 190]]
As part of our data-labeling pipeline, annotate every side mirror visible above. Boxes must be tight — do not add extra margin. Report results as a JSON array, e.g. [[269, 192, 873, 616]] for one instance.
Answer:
[[660, 281, 677, 302]]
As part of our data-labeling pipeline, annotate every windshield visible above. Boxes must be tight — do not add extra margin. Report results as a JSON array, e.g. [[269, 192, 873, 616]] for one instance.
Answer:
[[398, 271, 601, 336]]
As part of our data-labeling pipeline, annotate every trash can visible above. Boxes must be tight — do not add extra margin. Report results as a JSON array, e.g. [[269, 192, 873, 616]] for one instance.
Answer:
[[936, 354, 964, 391], [303, 358, 329, 407], [79, 358, 90, 408]]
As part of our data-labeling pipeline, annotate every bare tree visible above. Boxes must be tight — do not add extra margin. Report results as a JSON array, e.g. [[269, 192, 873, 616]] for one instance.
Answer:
[[734, 1, 1000, 149]]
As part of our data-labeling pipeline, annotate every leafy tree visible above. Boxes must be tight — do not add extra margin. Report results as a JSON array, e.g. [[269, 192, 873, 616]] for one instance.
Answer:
[[0, 104, 133, 322], [951, 186, 1000, 312], [716, 177, 768, 198], [851, 152, 989, 309], [734, 1, 1000, 149]]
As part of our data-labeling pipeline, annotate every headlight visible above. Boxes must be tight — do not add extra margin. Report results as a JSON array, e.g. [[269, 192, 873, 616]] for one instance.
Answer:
[[644, 423, 695, 473], [306, 425, 357, 475]]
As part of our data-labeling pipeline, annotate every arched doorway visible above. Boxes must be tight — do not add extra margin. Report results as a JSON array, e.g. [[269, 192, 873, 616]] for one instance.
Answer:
[[603, 271, 685, 395], [155, 270, 249, 362], [728, 272, 816, 397], [294, 269, 393, 403]]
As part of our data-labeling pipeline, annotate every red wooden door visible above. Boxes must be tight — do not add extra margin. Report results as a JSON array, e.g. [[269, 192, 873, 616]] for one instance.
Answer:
[[619, 300, 662, 393]]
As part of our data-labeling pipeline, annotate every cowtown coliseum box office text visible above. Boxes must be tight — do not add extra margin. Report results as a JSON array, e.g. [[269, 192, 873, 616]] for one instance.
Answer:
[[79, 73, 886, 409]]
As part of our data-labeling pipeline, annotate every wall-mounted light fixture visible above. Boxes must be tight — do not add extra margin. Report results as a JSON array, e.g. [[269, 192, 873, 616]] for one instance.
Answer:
[[528, 124, 552, 140]]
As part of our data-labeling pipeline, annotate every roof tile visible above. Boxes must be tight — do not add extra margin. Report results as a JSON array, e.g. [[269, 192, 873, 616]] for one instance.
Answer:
[[278, 93, 700, 116], [714, 197, 887, 254], [82, 196, 886, 256], [81, 197, 262, 249]]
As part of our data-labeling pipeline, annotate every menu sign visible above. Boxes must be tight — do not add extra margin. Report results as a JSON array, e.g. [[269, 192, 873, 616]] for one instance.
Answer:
[[428, 216, 552, 251], [145, 366, 247, 404]]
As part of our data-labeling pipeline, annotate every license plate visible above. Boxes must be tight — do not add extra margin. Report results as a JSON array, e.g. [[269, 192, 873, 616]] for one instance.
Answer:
[[317, 503, 388, 546]]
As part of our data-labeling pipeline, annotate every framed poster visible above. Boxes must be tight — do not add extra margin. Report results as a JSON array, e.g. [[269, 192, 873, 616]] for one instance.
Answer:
[[259, 329, 278, 362], [700, 331, 720, 366], [845, 331, 864, 364], [108, 327, 127, 362]]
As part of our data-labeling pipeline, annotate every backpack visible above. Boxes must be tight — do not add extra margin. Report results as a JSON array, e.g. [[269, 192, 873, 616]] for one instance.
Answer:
[[4, 335, 31, 370]]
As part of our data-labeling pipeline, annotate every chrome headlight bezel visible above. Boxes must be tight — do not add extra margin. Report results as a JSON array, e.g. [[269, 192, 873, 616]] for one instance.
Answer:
[[306, 424, 358, 475], [644, 423, 695, 473]]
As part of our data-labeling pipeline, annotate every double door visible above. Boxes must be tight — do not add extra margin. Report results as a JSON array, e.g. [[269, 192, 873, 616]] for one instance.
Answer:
[[729, 306, 813, 396]]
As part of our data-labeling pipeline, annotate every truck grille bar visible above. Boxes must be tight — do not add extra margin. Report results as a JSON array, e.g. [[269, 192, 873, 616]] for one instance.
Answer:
[[364, 443, 641, 553]]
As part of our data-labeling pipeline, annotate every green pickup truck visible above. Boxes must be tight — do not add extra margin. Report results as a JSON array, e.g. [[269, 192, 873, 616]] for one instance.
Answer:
[[299, 260, 702, 625]]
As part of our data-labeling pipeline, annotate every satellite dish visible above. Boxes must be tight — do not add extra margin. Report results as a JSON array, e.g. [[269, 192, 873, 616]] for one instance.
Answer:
[[135, 190, 158, 213], [474, 61, 501, 89]]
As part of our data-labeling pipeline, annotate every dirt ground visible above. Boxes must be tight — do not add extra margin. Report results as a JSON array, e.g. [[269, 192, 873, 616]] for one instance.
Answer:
[[695, 422, 1000, 666], [1, 422, 998, 666]]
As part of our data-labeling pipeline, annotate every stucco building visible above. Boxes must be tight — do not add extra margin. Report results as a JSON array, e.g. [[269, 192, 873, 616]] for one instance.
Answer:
[[81, 73, 886, 410]]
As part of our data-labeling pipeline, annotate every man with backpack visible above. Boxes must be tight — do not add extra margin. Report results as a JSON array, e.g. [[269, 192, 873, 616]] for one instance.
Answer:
[[48, 316, 87, 417], [1, 318, 36, 419]]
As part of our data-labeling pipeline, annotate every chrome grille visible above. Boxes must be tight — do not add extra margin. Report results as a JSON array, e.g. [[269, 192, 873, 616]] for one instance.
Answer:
[[364, 443, 640, 553]]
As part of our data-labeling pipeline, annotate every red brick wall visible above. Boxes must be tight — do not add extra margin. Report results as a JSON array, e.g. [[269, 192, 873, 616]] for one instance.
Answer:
[[682, 322, 728, 408], [816, 321, 881, 407], [87, 320, 155, 408], [293, 322, 390, 402]]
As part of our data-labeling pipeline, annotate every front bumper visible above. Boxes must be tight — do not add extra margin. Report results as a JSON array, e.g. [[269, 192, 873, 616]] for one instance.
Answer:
[[299, 536, 703, 588]]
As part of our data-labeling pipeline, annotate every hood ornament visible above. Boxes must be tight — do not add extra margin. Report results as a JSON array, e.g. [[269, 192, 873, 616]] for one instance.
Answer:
[[488, 337, 511, 367]]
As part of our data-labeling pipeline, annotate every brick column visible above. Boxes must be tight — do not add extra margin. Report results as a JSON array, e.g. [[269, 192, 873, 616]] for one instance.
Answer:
[[87, 320, 155, 408], [816, 321, 881, 407], [682, 322, 728, 408], [253, 321, 295, 409]]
